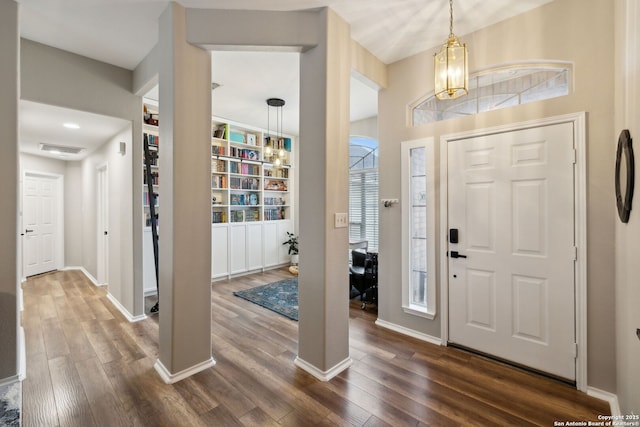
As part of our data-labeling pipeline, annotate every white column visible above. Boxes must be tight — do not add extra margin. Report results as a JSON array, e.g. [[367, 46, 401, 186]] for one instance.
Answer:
[[154, 2, 214, 383], [0, 0, 19, 380], [296, 8, 352, 380]]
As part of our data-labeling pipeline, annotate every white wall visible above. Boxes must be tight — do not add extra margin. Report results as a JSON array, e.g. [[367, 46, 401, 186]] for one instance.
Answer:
[[350, 116, 378, 139], [614, 0, 640, 414], [64, 162, 83, 266], [79, 126, 133, 306], [378, 0, 616, 392]]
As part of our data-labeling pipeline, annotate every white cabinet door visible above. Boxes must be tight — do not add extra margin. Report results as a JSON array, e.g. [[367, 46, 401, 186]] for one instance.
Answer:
[[277, 220, 292, 265], [143, 229, 157, 294], [229, 224, 247, 274], [263, 222, 279, 267], [246, 223, 263, 271], [211, 224, 229, 278]]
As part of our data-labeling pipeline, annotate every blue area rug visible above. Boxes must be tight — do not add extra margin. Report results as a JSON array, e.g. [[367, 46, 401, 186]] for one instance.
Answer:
[[233, 277, 298, 321], [0, 382, 20, 427]]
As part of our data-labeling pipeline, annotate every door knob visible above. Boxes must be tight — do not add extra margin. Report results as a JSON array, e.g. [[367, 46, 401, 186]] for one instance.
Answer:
[[450, 251, 467, 259]]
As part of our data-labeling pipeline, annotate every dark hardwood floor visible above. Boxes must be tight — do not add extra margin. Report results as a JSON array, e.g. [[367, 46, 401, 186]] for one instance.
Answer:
[[21, 268, 609, 426]]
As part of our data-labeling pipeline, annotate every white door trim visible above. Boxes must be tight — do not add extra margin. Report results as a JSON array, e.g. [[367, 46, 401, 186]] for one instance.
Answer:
[[97, 162, 109, 286], [439, 112, 587, 391], [21, 170, 65, 279]]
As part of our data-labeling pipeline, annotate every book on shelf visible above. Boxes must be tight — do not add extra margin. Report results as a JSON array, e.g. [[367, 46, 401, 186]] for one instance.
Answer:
[[264, 168, 288, 178], [145, 133, 159, 147], [229, 162, 259, 176], [245, 209, 260, 222], [231, 210, 245, 223], [264, 136, 291, 152], [213, 123, 228, 139], [144, 212, 159, 227], [264, 207, 286, 221], [229, 147, 259, 160], [143, 191, 159, 207], [264, 196, 285, 206], [211, 145, 226, 156], [230, 177, 260, 190], [144, 171, 159, 186], [212, 211, 226, 223], [211, 175, 227, 189], [211, 159, 226, 172]]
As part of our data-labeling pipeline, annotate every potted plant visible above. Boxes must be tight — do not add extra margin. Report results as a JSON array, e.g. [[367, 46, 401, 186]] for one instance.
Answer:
[[282, 231, 299, 265]]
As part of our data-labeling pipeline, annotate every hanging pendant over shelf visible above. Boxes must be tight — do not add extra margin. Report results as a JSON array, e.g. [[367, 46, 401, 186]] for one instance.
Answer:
[[266, 98, 287, 167]]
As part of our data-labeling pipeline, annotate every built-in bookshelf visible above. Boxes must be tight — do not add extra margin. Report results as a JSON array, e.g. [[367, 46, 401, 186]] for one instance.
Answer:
[[143, 103, 159, 228], [210, 118, 293, 225], [141, 111, 295, 284]]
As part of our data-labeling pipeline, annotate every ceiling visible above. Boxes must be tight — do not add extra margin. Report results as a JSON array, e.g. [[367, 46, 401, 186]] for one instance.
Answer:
[[16, 0, 555, 159]]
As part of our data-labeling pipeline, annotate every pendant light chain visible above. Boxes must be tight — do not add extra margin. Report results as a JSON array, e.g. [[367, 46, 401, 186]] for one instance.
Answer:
[[449, 0, 454, 38]]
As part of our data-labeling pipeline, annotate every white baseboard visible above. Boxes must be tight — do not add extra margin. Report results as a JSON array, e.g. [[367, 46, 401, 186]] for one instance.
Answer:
[[0, 375, 20, 388], [154, 357, 216, 385], [18, 326, 25, 381], [63, 266, 103, 287], [588, 387, 621, 416], [374, 318, 443, 346], [143, 288, 157, 297], [294, 356, 352, 382], [106, 293, 147, 323]]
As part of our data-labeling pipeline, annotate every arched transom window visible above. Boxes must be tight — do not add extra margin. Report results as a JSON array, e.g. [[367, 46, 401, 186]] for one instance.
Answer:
[[412, 63, 571, 125]]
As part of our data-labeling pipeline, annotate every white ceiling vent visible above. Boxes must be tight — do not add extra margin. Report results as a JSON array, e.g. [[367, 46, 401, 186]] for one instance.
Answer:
[[39, 143, 85, 155]]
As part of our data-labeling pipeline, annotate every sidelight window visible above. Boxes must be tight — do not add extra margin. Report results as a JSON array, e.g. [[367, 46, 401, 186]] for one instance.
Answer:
[[401, 138, 436, 318]]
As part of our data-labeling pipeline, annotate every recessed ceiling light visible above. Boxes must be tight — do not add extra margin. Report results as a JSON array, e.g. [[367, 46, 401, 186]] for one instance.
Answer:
[[63, 122, 80, 129]]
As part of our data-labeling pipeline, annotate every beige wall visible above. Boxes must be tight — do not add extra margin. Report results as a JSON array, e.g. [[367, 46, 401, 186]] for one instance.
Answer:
[[378, 0, 616, 392], [614, 0, 640, 414]]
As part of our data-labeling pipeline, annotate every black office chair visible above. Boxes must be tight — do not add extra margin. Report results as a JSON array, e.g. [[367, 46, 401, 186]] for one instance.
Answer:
[[349, 249, 376, 309]]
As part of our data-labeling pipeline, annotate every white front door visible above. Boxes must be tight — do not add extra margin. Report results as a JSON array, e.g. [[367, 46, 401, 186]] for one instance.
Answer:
[[447, 123, 576, 381], [23, 174, 58, 277]]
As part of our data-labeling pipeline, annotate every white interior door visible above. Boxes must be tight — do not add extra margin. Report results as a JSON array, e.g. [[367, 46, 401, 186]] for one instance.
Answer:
[[23, 174, 58, 277], [447, 123, 576, 381], [97, 165, 109, 285]]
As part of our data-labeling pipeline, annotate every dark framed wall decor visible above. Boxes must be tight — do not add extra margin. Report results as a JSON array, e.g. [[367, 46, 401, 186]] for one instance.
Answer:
[[615, 129, 635, 223]]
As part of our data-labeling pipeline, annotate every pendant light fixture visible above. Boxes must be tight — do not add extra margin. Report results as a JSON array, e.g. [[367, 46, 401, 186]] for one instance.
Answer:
[[265, 98, 286, 167], [434, 0, 468, 100]]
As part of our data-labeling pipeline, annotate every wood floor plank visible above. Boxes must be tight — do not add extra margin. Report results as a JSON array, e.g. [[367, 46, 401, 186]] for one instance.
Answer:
[[101, 358, 157, 426], [81, 319, 124, 364], [60, 319, 97, 363], [99, 318, 147, 363], [48, 355, 96, 427], [22, 351, 59, 427], [75, 357, 131, 427], [42, 318, 70, 360], [20, 268, 609, 427]]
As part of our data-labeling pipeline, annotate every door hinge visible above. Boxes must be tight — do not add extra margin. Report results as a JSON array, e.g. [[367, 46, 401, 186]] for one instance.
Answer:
[[571, 149, 577, 164], [572, 343, 578, 358], [572, 246, 578, 261]]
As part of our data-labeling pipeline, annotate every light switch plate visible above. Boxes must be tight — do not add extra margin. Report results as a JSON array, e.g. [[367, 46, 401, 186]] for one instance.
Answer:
[[334, 212, 348, 228]]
